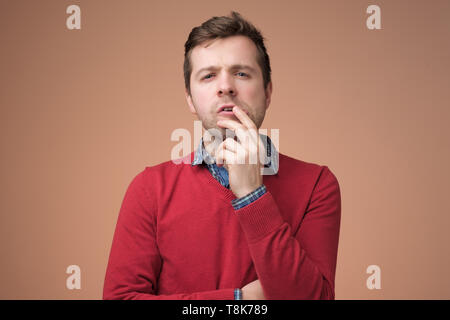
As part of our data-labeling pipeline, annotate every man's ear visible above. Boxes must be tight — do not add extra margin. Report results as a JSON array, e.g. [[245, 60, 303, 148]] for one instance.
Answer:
[[264, 81, 273, 110], [185, 89, 197, 114]]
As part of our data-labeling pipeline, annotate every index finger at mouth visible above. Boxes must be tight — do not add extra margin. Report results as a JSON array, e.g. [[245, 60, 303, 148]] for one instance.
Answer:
[[233, 106, 256, 130], [216, 119, 244, 132]]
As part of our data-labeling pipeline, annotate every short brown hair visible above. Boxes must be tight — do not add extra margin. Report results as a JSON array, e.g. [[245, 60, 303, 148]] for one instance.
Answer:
[[184, 11, 272, 96]]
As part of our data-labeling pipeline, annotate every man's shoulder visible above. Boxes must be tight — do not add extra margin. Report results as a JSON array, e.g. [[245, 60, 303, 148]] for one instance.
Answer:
[[125, 153, 195, 194], [277, 152, 339, 185], [278, 152, 323, 173], [140, 152, 195, 177]]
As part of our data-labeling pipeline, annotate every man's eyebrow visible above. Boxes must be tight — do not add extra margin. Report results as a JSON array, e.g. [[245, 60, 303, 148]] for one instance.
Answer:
[[195, 64, 257, 78]]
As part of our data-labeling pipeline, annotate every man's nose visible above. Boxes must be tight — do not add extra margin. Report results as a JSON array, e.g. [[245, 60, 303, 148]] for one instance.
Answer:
[[217, 73, 236, 97]]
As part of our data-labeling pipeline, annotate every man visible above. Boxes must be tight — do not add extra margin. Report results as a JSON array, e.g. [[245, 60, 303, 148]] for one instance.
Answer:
[[103, 11, 341, 300]]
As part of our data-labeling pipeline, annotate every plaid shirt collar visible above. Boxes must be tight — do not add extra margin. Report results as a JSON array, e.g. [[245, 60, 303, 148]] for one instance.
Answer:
[[191, 134, 279, 175]]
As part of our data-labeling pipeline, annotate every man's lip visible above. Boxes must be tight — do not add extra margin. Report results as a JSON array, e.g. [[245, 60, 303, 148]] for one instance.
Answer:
[[217, 105, 250, 115], [217, 104, 236, 113]]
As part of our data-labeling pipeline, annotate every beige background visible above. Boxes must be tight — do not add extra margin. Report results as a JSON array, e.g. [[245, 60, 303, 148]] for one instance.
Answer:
[[1, 0, 449, 299]]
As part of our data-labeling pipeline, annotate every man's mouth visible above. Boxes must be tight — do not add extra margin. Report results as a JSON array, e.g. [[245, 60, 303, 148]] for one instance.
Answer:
[[217, 105, 236, 117], [218, 105, 236, 113], [217, 105, 250, 116]]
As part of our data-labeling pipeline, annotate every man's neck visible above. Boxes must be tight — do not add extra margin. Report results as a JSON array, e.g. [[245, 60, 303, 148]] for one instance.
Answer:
[[203, 134, 218, 160]]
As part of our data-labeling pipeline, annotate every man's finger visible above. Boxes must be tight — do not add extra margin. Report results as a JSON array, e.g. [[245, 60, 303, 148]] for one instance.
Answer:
[[222, 137, 240, 153], [223, 138, 247, 164], [216, 148, 241, 166], [232, 106, 256, 130], [217, 120, 258, 146], [217, 119, 245, 132]]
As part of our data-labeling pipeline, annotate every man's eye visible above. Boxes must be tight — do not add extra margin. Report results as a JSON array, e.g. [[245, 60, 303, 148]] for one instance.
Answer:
[[236, 72, 248, 77], [203, 74, 214, 80]]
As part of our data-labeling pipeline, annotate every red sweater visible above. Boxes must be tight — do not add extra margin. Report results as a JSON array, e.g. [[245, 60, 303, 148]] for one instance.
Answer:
[[103, 152, 341, 300]]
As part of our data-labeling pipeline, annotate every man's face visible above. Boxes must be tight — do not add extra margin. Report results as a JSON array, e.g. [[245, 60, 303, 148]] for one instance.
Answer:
[[185, 35, 272, 136]]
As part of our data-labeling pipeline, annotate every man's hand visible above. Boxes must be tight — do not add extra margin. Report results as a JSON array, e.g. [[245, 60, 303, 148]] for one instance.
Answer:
[[215, 106, 265, 198], [241, 279, 266, 300]]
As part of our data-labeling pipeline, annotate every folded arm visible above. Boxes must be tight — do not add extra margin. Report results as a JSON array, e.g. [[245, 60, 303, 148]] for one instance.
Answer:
[[235, 166, 341, 300]]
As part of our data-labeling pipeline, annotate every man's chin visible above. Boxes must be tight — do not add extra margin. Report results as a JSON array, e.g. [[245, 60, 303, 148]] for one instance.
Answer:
[[202, 126, 229, 141]]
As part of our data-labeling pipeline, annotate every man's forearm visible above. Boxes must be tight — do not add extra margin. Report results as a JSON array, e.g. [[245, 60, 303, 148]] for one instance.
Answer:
[[234, 168, 341, 299]]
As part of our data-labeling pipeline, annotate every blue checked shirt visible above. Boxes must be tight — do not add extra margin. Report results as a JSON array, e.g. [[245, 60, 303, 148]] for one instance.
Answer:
[[191, 134, 279, 210]]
